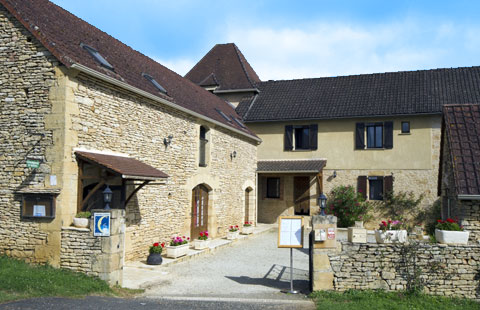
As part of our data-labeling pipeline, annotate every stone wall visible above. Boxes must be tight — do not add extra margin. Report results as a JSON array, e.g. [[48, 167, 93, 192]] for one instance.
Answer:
[[0, 5, 58, 263], [69, 74, 258, 261], [457, 200, 480, 243], [60, 209, 125, 285], [60, 227, 102, 276], [327, 242, 480, 300]]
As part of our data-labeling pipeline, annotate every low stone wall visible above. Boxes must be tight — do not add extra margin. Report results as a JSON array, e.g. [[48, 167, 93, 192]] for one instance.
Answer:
[[60, 227, 102, 276], [458, 200, 480, 244], [327, 242, 480, 300], [59, 210, 125, 285]]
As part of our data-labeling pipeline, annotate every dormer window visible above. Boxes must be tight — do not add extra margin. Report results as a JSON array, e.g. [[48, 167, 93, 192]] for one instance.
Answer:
[[142, 73, 168, 95], [80, 43, 114, 71]]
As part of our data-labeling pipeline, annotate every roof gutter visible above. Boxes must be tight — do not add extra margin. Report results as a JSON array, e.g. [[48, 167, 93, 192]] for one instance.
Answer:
[[257, 170, 322, 174], [458, 194, 480, 200], [214, 88, 259, 94], [70, 63, 261, 143]]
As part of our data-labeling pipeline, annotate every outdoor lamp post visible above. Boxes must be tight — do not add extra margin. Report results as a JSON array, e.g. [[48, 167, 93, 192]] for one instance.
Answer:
[[103, 185, 113, 210], [318, 193, 327, 216]]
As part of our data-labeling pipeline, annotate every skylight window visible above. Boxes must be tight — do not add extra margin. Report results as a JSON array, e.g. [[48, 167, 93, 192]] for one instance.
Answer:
[[232, 116, 246, 129], [80, 43, 114, 71], [142, 73, 167, 95], [215, 108, 231, 122]]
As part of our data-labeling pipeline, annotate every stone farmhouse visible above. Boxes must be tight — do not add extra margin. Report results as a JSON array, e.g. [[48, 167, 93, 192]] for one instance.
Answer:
[[187, 43, 480, 229], [441, 104, 480, 242], [0, 0, 260, 268]]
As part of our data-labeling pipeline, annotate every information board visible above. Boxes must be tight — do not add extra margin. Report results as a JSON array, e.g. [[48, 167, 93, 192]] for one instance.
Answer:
[[278, 216, 304, 248], [93, 212, 111, 237]]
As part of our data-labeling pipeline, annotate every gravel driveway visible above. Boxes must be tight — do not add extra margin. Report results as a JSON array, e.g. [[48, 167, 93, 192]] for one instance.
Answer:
[[143, 228, 312, 304]]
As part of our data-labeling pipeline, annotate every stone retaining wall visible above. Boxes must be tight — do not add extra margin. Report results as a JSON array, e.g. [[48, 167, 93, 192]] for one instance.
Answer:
[[327, 242, 480, 300]]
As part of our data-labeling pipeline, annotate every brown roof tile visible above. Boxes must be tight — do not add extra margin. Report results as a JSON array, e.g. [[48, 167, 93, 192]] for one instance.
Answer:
[[257, 160, 326, 173], [0, 0, 257, 139], [185, 43, 261, 91], [75, 151, 168, 180], [444, 104, 480, 196]]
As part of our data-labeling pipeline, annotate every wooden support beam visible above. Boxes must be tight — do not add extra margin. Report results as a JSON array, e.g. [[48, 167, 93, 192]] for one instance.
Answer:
[[125, 180, 150, 207], [83, 179, 105, 210], [316, 171, 323, 194]]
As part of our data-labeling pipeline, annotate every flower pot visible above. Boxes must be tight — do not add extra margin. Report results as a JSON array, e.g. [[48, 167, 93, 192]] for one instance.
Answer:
[[241, 226, 254, 235], [194, 239, 210, 250], [227, 231, 239, 240], [73, 217, 89, 228], [375, 230, 408, 243], [146, 253, 163, 265], [435, 229, 469, 244], [166, 243, 189, 258]]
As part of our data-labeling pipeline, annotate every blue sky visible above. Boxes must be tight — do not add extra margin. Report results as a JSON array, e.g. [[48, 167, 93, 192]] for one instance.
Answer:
[[51, 0, 480, 80]]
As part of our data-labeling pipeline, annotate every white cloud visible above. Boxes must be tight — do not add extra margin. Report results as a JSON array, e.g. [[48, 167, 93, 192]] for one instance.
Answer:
[[156, 19, 477, 80], [153, 57, 196, 76]]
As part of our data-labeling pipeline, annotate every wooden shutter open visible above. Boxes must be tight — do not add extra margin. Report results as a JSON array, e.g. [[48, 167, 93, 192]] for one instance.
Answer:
[[284, 125, 293, 151], [309, 124, 318, 150], [355, 123, 365, 149], [384, 121, 393, 149], [357, 176, 367, 199]]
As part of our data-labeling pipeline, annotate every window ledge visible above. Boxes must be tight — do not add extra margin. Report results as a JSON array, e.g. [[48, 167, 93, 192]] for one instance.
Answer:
[[399, 133, 411, 135]]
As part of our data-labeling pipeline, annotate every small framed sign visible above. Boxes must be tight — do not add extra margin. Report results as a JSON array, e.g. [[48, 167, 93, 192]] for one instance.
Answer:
[[278, 216, 304, 248], [93, 212, 111, 237], [33, 205, 46, 217]]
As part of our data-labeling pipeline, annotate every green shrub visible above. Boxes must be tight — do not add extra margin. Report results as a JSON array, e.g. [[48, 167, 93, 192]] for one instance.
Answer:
[[436, 218, 463, 231], [327, 185, 372, 227], [75, 211, 91, 218], [374, 191, 424, 230]]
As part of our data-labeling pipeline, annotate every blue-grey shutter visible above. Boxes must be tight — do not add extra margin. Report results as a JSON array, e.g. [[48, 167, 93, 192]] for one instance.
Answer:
[[284, 125, 293, 151], [309, 124, 318, 150], [384, 121, 393, 149], [355, 123, 365, 149]]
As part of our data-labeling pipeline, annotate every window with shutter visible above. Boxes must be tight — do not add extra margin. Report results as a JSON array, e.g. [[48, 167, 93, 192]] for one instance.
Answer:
[[357, 176, 367, 199], [368, 176, 384, 200], [384, 122, 393, 149], [284, 126, 293, 151], [285, 124, 318, 151], [355, 123, 365, 149]]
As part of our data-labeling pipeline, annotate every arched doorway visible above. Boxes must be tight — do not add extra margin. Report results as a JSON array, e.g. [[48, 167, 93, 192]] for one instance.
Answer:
[[191, 184, 209, 238], [245, 187, 253, 223]]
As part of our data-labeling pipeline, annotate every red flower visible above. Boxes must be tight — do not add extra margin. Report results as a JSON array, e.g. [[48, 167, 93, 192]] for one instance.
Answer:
[[187, 237, 190, 240], [437, 219, 443, 223], [388, 220, 392, 224], [199, 232, 204, 237], [446, 218, 455, 223], [205, 231, 209, 236], [153, 242, 159, 247], [382, 221, 387, 226], [235, 225, 239, 228], [161, 243, 165, 247]]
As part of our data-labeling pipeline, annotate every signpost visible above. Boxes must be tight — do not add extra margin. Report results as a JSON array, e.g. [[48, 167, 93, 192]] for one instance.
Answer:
[[26, 159, 40, 169], [278, 216, 304, 294]]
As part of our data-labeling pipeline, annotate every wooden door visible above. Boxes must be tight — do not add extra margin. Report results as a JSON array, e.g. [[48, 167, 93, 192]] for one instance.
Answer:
[[244, 188, 251, 223], [191, 185, 209, 238], [294, 176, 310, 215]]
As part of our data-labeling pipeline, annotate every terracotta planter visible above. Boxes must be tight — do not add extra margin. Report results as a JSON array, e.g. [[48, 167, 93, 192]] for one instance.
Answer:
[[194, 239, 210, 250], [227, 231, 239, 240], [435, 229, 469, 244], [73, 217, 89, 228], [166, 243, 189, 258], [146, 253, 163, 265], [241, 226, 254, 235], [375, 230, 408, 243]]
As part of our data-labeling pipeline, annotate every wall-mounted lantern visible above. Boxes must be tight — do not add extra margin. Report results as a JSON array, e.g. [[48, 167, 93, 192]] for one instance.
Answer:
[[163, 135, 173, 147], [103, 185, 113, 210], [230, 151, 237, 160]]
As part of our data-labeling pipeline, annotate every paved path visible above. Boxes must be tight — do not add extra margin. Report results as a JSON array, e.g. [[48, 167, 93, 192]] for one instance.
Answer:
[[139, 228, 314, 308]]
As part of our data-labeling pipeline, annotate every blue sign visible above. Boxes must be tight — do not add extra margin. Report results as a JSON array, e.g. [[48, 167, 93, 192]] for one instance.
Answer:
[[93, 212, 111, 237]]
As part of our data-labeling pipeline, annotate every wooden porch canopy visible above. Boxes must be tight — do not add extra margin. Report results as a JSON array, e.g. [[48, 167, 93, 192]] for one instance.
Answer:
[[75, 151, 169, 210], [257, 159, 327, 194]]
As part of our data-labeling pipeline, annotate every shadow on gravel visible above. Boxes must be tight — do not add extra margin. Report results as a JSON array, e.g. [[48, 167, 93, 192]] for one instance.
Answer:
[[225, 264, 310, 294]]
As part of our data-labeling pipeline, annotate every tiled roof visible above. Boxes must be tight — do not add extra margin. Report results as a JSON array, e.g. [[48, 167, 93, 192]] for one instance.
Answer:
[[257, 160, 326, 173], [185, 43, 261, 91], [75, 151, 168, 180], [0, 0, 256, 139], [241, 67, 480, 122], [443, 104, 480, 196]]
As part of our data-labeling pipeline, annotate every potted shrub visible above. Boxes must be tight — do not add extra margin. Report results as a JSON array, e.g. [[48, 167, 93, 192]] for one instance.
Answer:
[[166, 236, 190, 258], [194, 231, 210, 250], [227, 225, 239, 240], [375, 220, 408, 243], [435, 218, 469, 244], [73, 211, 91, 228], [241, 221, 254, 235], [147, 242, 165, 265]]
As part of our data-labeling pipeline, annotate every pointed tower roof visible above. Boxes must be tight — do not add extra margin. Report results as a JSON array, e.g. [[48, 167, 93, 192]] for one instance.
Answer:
[[185, 43, 261, 91]]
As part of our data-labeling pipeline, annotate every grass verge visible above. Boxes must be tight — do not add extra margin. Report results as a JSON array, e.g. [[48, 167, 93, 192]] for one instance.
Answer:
[[311, 290, 480, 310], [0, 256, 142, 303]]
